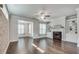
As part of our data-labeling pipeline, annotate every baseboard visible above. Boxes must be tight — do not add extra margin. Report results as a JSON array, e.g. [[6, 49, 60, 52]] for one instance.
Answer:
[[62, 40, 77, 45], [10, 40, 18, 43], [62, 39, 77, 44], [77, 44, 79, 47], [5, 40, 18, 54], [3, 41, 10, 54]]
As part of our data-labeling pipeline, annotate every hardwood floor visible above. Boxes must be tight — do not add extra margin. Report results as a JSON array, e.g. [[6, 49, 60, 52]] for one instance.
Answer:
[[6, 37, 79, 54]]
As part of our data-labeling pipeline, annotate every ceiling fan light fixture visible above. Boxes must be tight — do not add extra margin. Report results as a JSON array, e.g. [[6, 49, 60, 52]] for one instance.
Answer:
[[45, 15, 50, 17]]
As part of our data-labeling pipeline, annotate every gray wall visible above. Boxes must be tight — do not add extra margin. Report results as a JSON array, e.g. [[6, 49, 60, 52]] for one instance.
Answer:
[[9, 14, 44, 42], [9, 15, 18, 42]]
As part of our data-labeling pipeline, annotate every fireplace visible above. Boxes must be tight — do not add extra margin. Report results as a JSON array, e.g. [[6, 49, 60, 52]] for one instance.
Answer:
[[53, 32, 62, 44]]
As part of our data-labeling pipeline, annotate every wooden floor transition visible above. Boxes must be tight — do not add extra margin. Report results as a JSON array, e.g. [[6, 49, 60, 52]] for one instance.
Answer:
[[6, 37, 79, 54]]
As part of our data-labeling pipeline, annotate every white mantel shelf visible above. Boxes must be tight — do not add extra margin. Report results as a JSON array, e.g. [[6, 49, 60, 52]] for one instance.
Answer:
[[51, 28, 64, 31]]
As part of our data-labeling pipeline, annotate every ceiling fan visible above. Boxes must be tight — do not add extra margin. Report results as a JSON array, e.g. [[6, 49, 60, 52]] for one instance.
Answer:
[[34, 9, 51, 22]]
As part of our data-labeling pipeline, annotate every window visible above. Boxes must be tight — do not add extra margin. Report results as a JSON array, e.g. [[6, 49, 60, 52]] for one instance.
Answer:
[[18, 20, 33, 36], [18, 23, 24, 35], [29, 23, 33, 36], [40, 23, 46, 34]]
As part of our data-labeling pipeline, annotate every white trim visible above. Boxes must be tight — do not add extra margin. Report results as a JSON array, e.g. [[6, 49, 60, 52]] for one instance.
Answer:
[[10, 40, 18, 43], [1, 41, 10, 54]]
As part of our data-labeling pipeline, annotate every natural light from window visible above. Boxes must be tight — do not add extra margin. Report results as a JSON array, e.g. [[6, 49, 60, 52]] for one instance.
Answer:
[[18, 23, 24, 35], [40, 23, 46, 34]]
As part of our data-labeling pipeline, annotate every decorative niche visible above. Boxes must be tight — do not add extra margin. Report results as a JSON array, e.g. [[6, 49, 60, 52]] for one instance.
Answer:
[[65, 14, 77, 34]]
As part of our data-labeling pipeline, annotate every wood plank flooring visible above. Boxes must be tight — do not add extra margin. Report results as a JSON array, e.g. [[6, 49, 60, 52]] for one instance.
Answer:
[[6, 37, 79, 54]]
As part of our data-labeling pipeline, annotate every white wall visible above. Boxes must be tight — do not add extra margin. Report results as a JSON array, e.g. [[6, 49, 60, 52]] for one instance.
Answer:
[[0, 9, 9, 53], [50, 16, 65, 27]]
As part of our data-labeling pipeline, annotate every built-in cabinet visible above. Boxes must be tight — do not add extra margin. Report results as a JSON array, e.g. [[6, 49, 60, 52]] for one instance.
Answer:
[[65, 14, 77, 43], [76, 8, 79, 47]]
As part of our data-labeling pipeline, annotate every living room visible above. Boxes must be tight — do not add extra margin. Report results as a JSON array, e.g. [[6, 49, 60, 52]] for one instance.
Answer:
[[1, 4, 79, 54]]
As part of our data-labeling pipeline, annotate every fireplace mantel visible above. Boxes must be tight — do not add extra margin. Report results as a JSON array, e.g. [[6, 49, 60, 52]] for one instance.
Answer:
[[51, 28, 64, 31]]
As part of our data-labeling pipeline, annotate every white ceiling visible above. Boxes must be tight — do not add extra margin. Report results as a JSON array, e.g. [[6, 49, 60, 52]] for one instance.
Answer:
[[7, 4, 79, 19]]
